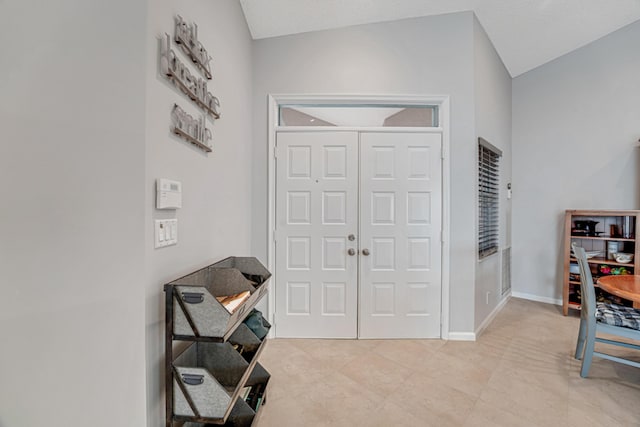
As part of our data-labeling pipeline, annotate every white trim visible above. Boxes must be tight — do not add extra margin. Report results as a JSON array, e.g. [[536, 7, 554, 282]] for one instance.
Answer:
[[448, 332, 476, 341], [272, 93, 449, 106], [267, 95, 277, 329], [440, 96, 451, 340], [267, 94, 451, 339], [276, 126, 444, 133], [475, 293, 511, 338], [511, 291, 562, 306]]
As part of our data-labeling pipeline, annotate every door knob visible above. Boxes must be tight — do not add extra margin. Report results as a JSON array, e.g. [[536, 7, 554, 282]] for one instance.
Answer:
[[362, 248, 370, 256], [348, 234, 356, 241], [348, 248, 356, 256]]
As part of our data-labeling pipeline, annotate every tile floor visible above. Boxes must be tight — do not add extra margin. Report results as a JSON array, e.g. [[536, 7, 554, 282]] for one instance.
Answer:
[[255, 298, 640, 426]]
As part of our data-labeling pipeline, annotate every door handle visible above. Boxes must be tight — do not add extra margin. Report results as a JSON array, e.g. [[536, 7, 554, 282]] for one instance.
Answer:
[[348, 248, 356, 256], [362, 248, 370, 256], [348, 234, 356, 241]]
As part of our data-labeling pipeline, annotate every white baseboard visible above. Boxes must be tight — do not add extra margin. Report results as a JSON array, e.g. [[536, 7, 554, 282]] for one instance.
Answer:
[[475, 293, 511, 337], [448, 332, 476, 341], [511, 291, 561, 306]]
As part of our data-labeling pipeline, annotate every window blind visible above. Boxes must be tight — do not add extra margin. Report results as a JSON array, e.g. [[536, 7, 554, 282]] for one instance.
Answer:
[[478, 138, 502, 259]]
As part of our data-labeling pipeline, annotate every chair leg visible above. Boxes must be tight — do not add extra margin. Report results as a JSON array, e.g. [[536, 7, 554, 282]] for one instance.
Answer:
[[580, 326, 597, 378], [575, 317, 587, 360]]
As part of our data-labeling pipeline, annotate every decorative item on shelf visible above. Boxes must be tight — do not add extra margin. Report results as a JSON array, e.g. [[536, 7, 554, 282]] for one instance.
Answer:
[[607, 241, 621, 260], [160, 33, 221, 119], [573, 220, 600, 236], [600, 265, 611, 274], [614, 252, 634, 264], [584, 250, 602, 259], [610, 224, 621, 238], [572, 246, 602, 259], [171, 103, 212, 152], [216, 291, 251, 314], [610, 267, 629, 275], [175, 15, 212, 80], [623, 216, 633, 239]]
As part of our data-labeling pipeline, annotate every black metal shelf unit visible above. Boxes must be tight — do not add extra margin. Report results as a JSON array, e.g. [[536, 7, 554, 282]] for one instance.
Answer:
[[164, 257, 271, 426]]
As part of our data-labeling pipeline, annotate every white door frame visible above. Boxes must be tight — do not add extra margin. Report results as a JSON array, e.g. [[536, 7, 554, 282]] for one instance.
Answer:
[[267, 94, 451, 339]]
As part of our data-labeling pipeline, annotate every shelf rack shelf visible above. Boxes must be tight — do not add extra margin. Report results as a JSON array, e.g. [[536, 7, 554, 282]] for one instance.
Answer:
[[563, 210, 640, 315], [164, 257, 272, 426]]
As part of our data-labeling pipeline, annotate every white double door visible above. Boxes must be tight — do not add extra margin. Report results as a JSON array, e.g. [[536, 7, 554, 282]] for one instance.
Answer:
[[274, 131, 442, 338]]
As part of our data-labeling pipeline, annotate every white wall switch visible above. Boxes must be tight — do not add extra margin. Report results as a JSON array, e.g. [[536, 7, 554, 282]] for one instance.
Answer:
[[155, 219, 178, 248]]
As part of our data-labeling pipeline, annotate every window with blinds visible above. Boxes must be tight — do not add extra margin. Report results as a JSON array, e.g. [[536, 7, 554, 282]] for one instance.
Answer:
[[478, 138, 502, 259]]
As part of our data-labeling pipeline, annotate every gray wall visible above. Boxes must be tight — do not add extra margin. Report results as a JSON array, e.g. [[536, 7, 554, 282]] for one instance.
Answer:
[[473, 17, 512, 328], [0, 0, 147, 425], [144, 1, 254, 426], [0, 1, 254, 426], [251, 12, 479, 333], [512, 20, 640, 303]]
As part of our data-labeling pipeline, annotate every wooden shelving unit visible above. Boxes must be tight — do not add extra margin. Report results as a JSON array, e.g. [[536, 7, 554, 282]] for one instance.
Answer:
[[563, 210, 640, 315]]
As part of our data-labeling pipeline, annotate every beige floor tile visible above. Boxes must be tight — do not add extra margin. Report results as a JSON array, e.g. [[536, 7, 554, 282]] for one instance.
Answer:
[[256, 298, 640, 426], [566, 404, 632, 427], [438, 340, 505, 373], [364, 399, 431, 427], [288, 338, 373, 370], [370, 339, 436, 370], [415, 350, 494, 398], [477, 383, 568, 426], [389, 371, 478, 425], [338, 351, 413, 397], [567, 382, 638, 427], [254, 391, 332, 427], [464, 399, 538, 427]]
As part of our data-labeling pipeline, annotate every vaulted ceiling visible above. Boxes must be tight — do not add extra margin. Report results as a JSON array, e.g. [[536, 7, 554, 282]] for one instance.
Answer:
[[239, 0, 640, 77]]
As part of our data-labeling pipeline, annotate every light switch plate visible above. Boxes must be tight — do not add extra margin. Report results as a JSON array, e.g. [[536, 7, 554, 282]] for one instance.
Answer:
[[155, 219, 178, 248]]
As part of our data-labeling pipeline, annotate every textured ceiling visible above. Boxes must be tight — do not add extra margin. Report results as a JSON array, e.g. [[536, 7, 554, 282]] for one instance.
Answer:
[[239, 0, 640, 76]]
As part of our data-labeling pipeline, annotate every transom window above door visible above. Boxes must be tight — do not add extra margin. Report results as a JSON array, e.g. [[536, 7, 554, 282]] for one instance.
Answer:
[[278, 104, 439, 127]]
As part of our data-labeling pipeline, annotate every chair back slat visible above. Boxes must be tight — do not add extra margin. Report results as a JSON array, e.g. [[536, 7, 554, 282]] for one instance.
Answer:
[[571, 243, 596, 318]]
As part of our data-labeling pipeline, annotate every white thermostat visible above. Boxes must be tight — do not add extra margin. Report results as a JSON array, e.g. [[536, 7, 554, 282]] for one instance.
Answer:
[[156, 179, 182, 209]]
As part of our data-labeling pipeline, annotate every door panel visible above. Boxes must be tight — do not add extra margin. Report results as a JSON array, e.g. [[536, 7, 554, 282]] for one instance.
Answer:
[[274, 130, 442, 339], [275, 132, 359, 338], [359, 132, 442, 338]]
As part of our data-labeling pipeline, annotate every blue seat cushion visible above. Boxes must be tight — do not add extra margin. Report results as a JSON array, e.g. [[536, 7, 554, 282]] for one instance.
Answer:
[[596, 302, 640, 331]]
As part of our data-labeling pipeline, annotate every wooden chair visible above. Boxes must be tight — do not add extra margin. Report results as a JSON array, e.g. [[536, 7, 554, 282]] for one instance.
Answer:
[[572, 243, 640, 377]]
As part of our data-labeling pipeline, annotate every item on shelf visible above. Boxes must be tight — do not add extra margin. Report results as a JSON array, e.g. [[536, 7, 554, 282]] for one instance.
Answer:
[[610, 267, 629, 275], [243, 309, 269, 340], [584, 251, 602, 259], [624, 216, 633, 238], [614, 253, 634, 264], [600, 265, 611, 274], [607, 241, 621, 260], [573, 220, 600, 236], [610, 224, 621, 237], [241, 386, 252, 400], [216, 290, 251, 314]]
